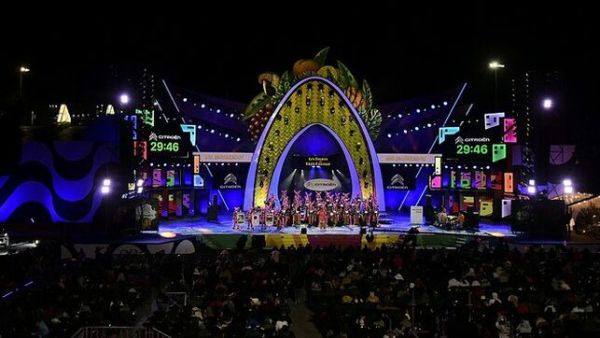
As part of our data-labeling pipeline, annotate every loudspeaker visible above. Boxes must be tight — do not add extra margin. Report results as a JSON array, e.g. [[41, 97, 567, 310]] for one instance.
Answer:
[[464, 210, 480, 230], [424, 195, 435, 223], [359, 226, 367, 235], [207, 205, 218, 222], [300, 226, 307, 234]]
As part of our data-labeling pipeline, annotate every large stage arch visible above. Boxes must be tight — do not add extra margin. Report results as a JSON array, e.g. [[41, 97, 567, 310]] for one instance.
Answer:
[[244, 76, 384, 210]]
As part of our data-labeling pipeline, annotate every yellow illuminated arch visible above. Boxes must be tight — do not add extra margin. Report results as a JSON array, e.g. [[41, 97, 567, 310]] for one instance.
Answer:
[[244, 77, 384, 209]]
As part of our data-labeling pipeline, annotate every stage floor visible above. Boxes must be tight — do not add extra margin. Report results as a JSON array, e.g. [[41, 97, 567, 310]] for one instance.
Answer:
[[159, 213, 515, 238]]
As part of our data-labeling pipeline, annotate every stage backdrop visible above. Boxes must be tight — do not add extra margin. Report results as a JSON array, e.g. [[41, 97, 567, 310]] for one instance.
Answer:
[[277, 124, 352, 200]]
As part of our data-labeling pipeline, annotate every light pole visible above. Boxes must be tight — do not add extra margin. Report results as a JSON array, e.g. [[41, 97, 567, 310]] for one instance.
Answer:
[[19, 66, 30, 99], [488, 61, 505, 109]]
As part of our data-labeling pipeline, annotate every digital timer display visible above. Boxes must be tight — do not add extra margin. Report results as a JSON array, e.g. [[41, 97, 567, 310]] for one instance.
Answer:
[[456, 144, 488, 155], [150, 141, 180, 153]]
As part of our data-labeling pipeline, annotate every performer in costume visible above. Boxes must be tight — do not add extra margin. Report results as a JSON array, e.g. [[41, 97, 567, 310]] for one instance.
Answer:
[[247, 208, 254, 230], [232, 207, 241, 230], [259, 207, 267, 230], [318, 205, 328, 230]]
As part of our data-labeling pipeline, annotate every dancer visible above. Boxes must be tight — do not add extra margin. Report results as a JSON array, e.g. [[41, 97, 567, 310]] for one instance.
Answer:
[[232, 207, 241, 230], [247, 208, 254, 230], [318, 205, 328, 230]]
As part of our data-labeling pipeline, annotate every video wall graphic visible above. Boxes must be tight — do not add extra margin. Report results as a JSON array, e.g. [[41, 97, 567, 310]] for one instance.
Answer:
[[429, 170, 509, 191], [0, 141, 119, 223], [437, 112, 515, 165]]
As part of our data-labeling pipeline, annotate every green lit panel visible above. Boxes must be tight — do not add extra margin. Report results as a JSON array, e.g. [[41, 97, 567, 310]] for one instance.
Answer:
[[492, 143, 506, 163]]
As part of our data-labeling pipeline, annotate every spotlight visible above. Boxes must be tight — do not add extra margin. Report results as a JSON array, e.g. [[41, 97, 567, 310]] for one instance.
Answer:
[[119, 93, 130, 105], [387, 133, 392, 138], [542, 98, 553, 110], [101, 186, 110, 194], [527, 185, 536, 194], [136, 179, 144, 187], [102, 178, 111, 186]]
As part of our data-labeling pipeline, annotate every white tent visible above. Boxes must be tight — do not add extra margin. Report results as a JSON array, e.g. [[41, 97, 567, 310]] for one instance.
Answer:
[[105, 104, 115, 115], [56, 104, 71, 124]]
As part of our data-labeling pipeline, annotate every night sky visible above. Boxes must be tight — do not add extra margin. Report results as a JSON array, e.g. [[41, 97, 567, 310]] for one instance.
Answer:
[[1, 3, 598, 187]]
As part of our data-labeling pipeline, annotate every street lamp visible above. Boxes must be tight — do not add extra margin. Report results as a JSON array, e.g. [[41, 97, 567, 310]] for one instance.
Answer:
[[489, 60, 505, 109], [488, 61, 505, 70], [19, 66, 31, 99]]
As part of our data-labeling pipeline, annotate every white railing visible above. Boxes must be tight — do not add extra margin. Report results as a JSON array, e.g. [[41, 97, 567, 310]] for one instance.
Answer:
[[71, 326, 171, 338]]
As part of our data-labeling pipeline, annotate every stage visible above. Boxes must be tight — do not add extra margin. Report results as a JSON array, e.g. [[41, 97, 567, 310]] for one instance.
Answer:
[[159, 212, 515, 238]]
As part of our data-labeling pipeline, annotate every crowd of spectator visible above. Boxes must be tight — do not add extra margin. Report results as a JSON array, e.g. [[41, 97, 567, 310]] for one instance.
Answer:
[[3, 238, 600, 337], [144, 249, 295, 337], [0, 244, 160, 337]]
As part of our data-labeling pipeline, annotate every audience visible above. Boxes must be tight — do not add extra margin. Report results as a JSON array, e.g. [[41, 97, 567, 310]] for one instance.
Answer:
[[2, 239, 600, 337]]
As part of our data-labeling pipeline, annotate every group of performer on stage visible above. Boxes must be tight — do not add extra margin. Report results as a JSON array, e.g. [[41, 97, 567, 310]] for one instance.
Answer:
[[232, 191, 379, 231]]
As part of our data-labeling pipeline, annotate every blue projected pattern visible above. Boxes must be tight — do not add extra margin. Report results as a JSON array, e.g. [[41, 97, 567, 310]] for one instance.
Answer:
[[0, 141, 118, 223], [19, 142, 117, 201]]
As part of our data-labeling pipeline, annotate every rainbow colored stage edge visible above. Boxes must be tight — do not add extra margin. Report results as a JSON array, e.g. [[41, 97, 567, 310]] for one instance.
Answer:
[[0, 48, 522, 227]]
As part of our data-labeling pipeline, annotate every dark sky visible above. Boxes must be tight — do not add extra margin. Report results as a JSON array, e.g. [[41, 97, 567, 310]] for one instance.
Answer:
[[1, 3, 596, 103], [1, 3, 599, 187]]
